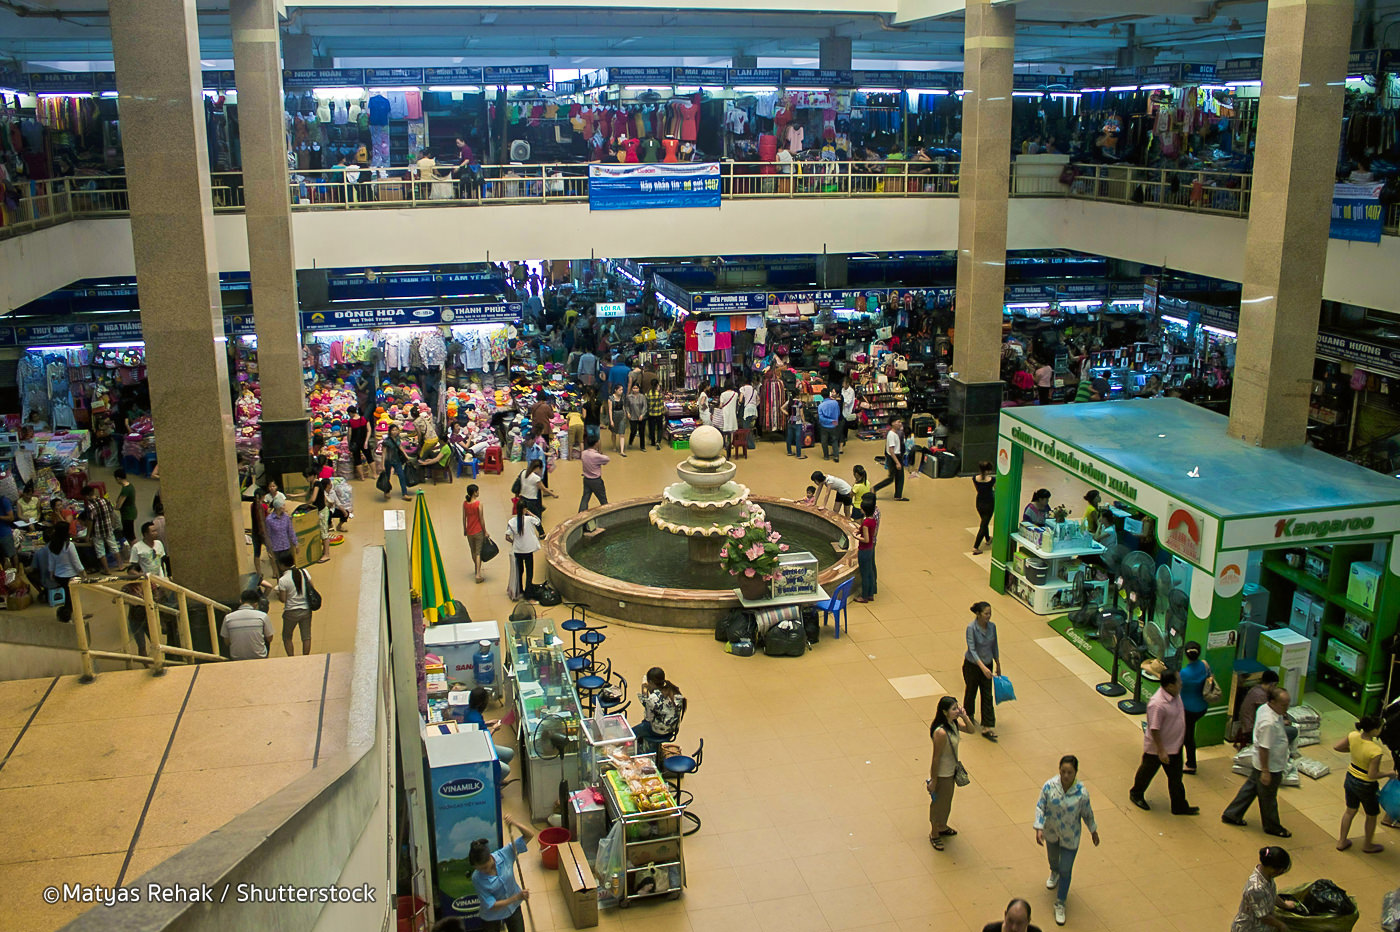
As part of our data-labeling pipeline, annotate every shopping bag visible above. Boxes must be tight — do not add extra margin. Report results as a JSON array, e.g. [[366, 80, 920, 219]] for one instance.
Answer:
[[375, 470, 391, 495], [993, 675, 1017, 703], [1277, 881, 1360, 932], [1380, 778, 1400, 821], [480, 536, 500, 563]]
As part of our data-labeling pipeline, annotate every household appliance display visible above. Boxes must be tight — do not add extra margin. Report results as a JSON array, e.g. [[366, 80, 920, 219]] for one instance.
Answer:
[[1258, 627, 1311, 700]]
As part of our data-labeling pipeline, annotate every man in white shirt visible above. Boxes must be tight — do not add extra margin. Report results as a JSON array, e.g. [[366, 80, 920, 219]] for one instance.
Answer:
[[129, 521, 167, 578], [810, 470, 853, 516], [739, 376, 759, 448], [871, 417, 908, 501], [1222, 686, 1292, 837], [221, 589, 274, 661]]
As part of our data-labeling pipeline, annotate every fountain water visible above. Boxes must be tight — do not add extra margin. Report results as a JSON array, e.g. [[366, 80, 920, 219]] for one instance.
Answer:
[[647, 425, 759, 563]]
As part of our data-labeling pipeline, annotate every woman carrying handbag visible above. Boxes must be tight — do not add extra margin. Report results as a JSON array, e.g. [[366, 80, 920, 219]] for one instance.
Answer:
[[928, 695, 975, 850], [1178, 641, 1217, 774]]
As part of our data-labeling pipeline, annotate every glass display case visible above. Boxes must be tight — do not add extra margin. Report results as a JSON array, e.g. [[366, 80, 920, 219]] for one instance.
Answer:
[[505, 616, 584, 820]]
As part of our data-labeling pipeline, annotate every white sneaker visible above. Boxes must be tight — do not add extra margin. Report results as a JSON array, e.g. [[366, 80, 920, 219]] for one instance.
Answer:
[[1046, 872, 1059, 889], [1054, 902, 1066, 926]]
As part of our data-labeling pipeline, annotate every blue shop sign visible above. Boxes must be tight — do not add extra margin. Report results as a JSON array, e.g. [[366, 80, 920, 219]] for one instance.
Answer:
[[1135, 63, 1184, 86], [781, 68, 854, 87], [29, 72, 96, 93], [1013, 74, 1048, 91], [484, 65, 550, 84], [769, 288, 885, 306], [301, 307, 443, 331], [89, 320, 144, 342], [1197, 303, 1240, 332], [1331, 181, 1385, 243], [203, 70, 237, 90], [15, 322, 91, 345], [1316, 331, 1400, 378], [853, 70, 907, 89], [225, 314, 257, 337], [727, 68, 782, 86], [93, 72, 118, 93], [692, 292, 768, 312], [1181, 63, 1218, 84], [1006, 284, 1054, 302], [653, 275, 693, 312], [423, 67, 485, 85], [588, 162, 721, 212], [365, 67, 424, 86], [443, 302, 523, 324], [609, 67, 675, 85], [283, 69, 365, 88], [1349, 49, 1380, 76], [1218, 58, 1263, 83], [0, 328, 17, 348], [673, 67, 729, 85]]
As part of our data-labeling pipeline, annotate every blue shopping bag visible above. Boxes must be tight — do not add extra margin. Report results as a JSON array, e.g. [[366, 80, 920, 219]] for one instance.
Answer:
[[993, 674, 1016, 703], [1381, 778, 1400, 821]]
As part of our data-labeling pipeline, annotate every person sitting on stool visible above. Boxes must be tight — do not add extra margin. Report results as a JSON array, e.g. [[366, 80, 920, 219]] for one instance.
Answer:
[[633, 666, 685, 754]]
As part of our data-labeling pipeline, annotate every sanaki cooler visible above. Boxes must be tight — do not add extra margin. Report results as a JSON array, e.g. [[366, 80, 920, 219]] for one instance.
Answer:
[[427, 729, 502, 925], [425, 621, 503, 697]]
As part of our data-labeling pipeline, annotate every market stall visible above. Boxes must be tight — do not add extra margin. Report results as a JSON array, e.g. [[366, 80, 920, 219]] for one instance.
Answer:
[[990, 399, 1400, 741]]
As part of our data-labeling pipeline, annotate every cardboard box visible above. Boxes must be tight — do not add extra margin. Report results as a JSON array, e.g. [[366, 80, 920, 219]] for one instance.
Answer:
[[557, 841, 598, 928], [1346, 561, 1382, 612]]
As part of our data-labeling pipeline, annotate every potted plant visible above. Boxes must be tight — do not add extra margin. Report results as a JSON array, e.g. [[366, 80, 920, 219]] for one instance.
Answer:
[[719, 504, 789, 600]]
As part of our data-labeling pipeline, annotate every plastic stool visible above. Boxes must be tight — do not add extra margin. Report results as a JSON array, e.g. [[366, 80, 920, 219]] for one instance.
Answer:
[[481, 446, 504, 475], [47, 587, 66, 607], [728, 430, 750, 459], [142, 452, 158, 476], [457, 458, 479, 479], [576, 673, 606, 716], [121, 455, 144, 477]]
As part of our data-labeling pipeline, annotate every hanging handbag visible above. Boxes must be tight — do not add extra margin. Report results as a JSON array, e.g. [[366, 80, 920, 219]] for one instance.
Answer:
[[375, 470, 392, 495], [1202, 674, 1223, 703], [953, 761, 971, 787], [480, 535, 500, 563]]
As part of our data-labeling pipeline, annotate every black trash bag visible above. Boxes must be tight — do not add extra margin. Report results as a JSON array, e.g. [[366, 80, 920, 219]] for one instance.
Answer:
[[1304, 880, 1353, 917], [728, 611, 756, 643], [801, 606, 821, 645], [764, 620, 807, 657], [716, 609, 746, 642], [534, 583, 562, 606]]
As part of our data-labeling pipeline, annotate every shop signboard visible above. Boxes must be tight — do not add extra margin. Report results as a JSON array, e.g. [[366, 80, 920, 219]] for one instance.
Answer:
[[365, 67, 425, 86], [652, 274, 692, 313], [423, 66, 485, 86], [1056, 282, 1106, 300], [202, 70, 237, 90], [673, 67, 729, 85], [443, 302, 522, 324], [1163, 499, 1208, 564], [1197, 303, 1239, 333], [1315, 331, 1400, 379], [0, 328, 17, 348], [224, 314, 257, 337], [1348, 49, 1380, 76], [609, 67, 675, 86], [1220, 504, 1400, 550], [1135, 63, 1184, 86], [1006, 284, 1053, 302], [780, 68, 854, 87], [726, 68, 782, 86], [13, 322, 91, 345], [692, 292, 767, 312], [588, 162, 721, 211], [1330, 182, 1385, 243], [1012, 74, 1049, 91], [301, 306, 442, 331], [483, 65, 550, 84], [283, 68, 364, 88], [1180, 63, 1218, 85], [92, 73, 118, 93], [852, 70, 906, 89], [89, 320, 144, 343], [596, 302, 626, 318], [29, 72, 96, 93], [1218, 58, 1263, 83], [768, 288, 885, 306]]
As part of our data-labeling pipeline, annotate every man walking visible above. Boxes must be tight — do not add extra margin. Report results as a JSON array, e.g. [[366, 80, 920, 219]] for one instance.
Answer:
[[579, 436, 610, 512], [220, 588, 274, 660], [82, 484, 121, 573], [1128, 670, 1198, 814], [577, 347, 598, 389], [645, 375, 665, 450], [871, 417, 908, 501], [840, 379, 858, 446], [816, 389, 842, 462], [1222, 686, 1293, 837]]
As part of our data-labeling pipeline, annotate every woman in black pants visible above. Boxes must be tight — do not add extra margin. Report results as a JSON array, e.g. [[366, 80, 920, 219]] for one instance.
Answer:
[[962, 601, 1000, 740], [971, 460, 995, 555]]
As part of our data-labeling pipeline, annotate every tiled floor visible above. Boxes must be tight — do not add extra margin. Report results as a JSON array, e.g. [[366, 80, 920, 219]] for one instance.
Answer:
[[0, 654, 350, 932], [8, 437, 1397, 931]]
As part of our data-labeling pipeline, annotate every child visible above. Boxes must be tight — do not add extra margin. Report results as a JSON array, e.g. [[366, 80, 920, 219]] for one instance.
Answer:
[[803, 485, 817, 505]]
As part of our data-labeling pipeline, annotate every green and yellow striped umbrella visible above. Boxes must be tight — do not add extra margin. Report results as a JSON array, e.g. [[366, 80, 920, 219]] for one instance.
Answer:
[[411, 490, 457, 625]]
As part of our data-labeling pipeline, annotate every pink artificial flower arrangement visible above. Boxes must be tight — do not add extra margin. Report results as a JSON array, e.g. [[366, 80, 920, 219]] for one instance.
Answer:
[[717, 506, 787, 582]]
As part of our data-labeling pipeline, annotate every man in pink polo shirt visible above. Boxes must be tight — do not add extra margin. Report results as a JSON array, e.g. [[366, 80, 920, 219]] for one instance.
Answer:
[[1128, 670, 1199, 815]]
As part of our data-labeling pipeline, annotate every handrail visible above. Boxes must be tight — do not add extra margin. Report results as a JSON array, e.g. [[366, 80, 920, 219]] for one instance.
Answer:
[[68, 573, 229, 681]]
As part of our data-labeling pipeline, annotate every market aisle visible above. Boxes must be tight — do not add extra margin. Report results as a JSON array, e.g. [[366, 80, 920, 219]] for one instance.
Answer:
[[71, 437, 1395, 931]]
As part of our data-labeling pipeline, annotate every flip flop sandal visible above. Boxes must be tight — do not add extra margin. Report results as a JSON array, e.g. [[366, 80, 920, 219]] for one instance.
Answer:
[[1337, 840, 1353, 851], [930, 836, 945, 850], [982, 731, 999, 742], [1363, 844, 1385, 854], [939, 828, 958, 837]]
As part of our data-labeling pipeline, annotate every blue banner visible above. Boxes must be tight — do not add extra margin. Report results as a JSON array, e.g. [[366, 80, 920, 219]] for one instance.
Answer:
[[652, 275, 693, 313], [0, 67, 24, 92], [1316, 331, 1400, 378], [225, 314, 257, 337], [443, 302, 523, 324], [484, 65, 550, 84], [781, 68, 853, 87], [0, 327, 17, 348], [692, 292, 768, 312], [365, 67, 425, 86], [29, 72, 96, 93], [1330, 182, 1385, 243], [1349, 49, 1380, 76], [301, 303, 521, 331], [609, 67, 674, 86], [93, 72, 118, 93], [673, 67, 729, 85], [852, 70, 906, 89], [423, 67, 485, 86], [283, 68, 364, 88], [588, 162, 721, 212], [14, 322, 91, 345], [89, 320, 144, 343], [769, 288, 885, 306], [1218, 58, 1263, 83], [727, 68, 782, 86]]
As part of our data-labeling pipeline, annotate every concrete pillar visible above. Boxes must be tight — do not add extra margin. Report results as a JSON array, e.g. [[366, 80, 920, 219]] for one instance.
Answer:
[[109, 0, 252, 602], [732, 53, 757, 69], [232, 0, 311, 480], [817, 254, 848, 289], [283, 32, 313, 69], [1228, 0, 1353, 448], [949, 0, 1013, 473], [819, 36, 852, 71]]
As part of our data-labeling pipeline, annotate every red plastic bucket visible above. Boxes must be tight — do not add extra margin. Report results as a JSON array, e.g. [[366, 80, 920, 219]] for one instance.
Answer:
[[538, 826, 573, 869]]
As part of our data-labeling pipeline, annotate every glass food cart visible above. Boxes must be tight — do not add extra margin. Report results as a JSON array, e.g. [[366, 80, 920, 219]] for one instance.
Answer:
[[505, 616, 584, 821]]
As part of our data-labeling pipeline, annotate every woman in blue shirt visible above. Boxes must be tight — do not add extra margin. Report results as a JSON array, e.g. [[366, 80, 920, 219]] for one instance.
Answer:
[[468, 816, 536, 932], [1178, 641, 1212, 774], [1034, 754, 1100, 927]]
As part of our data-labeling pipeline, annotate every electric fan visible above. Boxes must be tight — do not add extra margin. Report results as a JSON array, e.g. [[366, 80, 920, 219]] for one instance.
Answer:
[[1163, 589, 1190, 668], [509, 139, 532, 162], [1116, 637, 1149, 715], [1097, 621, 1138, 698]]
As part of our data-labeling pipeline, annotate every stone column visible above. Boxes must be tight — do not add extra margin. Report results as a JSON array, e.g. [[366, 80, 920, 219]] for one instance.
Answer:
[[949, 0, 1014, 473], [109, 0, 252, 602], [1228, 0, 1353, 447], [232, 0, 311, 481], [819, 37, 852, 71]]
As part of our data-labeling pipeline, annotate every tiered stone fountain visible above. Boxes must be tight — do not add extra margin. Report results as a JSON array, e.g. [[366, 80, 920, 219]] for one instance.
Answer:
[[647, 425, 759, 564]]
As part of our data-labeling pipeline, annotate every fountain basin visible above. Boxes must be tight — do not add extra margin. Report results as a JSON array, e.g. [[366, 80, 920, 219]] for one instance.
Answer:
[[544, 496, 859, 629]]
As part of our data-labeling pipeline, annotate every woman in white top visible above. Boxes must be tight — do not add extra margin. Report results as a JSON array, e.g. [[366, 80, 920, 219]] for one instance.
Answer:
[[504, 498, 544, 600], [696, 384, 712, 429], [738, 376, 760, 447], [47, 523, 85, 623], [716, 380, 740, 439], [927, 695, 975, 850], [515, 459, 556, 522]]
